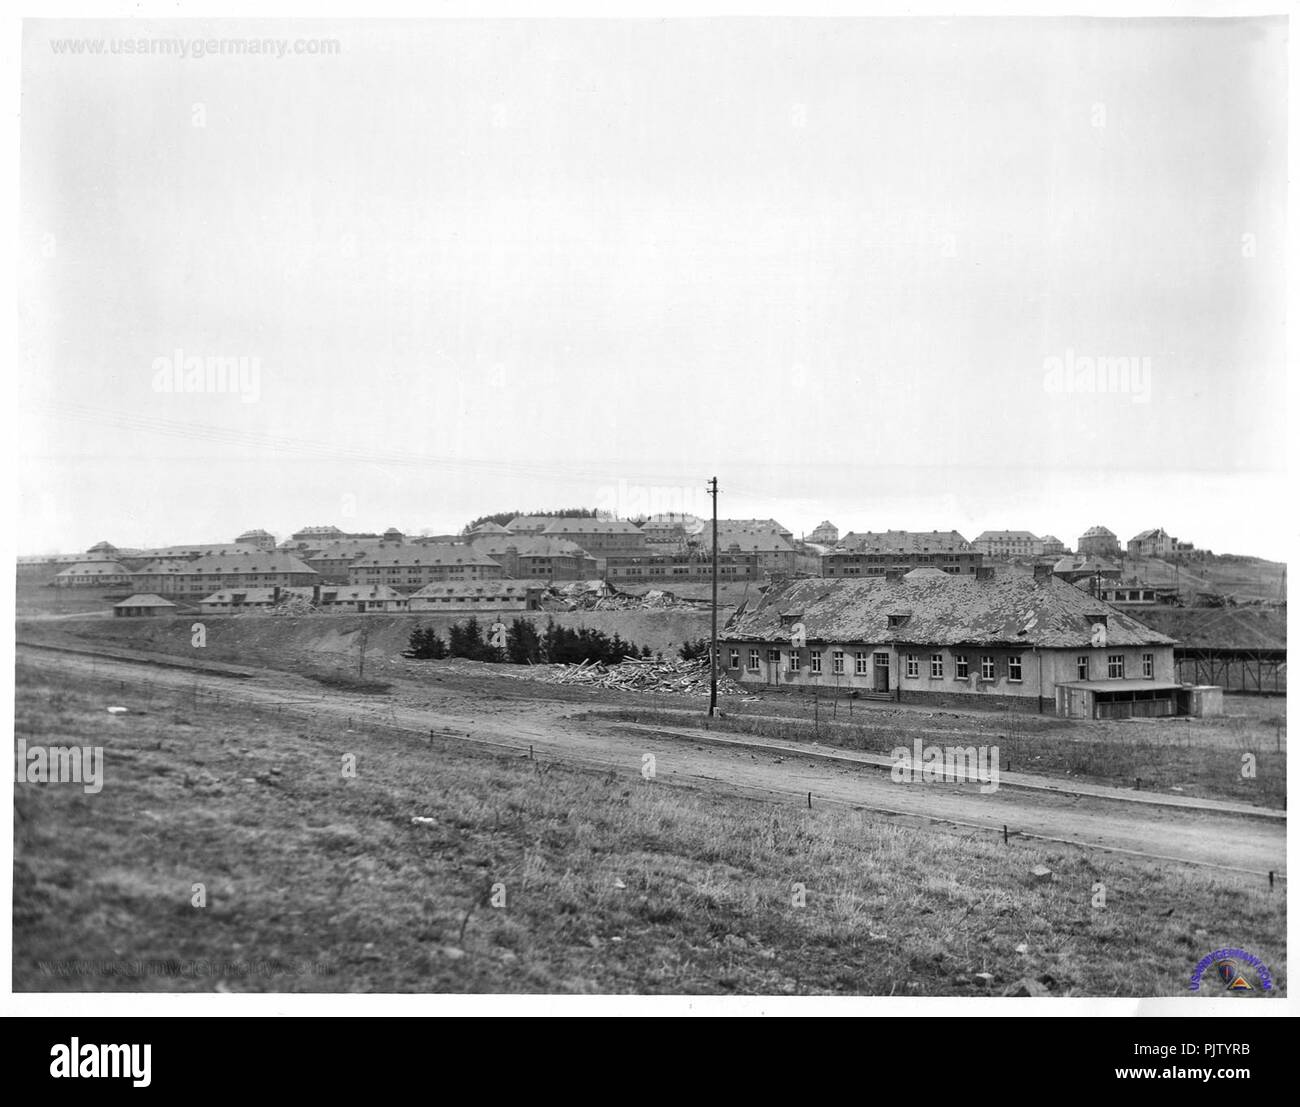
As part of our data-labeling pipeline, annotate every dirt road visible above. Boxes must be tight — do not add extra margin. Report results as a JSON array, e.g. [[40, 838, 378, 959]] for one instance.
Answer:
[[22, 645, 1286, 878]]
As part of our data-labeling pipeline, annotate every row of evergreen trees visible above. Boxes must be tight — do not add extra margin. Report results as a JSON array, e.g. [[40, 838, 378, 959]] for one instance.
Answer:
[[405, 617, 663, 666]]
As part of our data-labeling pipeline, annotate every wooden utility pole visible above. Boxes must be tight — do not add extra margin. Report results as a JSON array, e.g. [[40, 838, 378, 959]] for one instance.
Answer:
[[708, 476, 719, 717]]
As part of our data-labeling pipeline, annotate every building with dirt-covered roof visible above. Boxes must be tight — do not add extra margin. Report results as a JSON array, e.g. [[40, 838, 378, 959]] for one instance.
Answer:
[[721, 566, 1180, 716]]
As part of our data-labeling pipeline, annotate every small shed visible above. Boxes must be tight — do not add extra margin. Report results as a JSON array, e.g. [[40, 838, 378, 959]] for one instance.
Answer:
[[1056, 679, 1185, 720], [113, 594, 179, 618]]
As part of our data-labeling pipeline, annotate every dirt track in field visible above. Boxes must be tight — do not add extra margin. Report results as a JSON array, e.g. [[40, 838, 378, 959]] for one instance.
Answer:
[[19, 644, 1287, 878]]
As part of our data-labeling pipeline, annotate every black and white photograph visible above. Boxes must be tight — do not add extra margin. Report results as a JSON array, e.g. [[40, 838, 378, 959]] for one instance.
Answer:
[[5, 0, 1293, 1031]]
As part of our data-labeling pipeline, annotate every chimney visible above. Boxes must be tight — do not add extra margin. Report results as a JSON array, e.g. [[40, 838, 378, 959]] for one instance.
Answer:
[[313, 584, 321, 604], [884, 569, 904, 583], [1033, 563, 1052, 580], [273, 585, 281, 603], [975, 566, 995, 581]]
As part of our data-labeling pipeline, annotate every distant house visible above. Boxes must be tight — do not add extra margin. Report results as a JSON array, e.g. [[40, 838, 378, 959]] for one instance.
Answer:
[[972, 530, 1042, 558], [640, 513, 705, 545], [1077, 526, 1121, 558], [538, 518, 650, 560], [234, 529, 277, 551], [53, 561, 135, 589], [348, 544, 505, 589], [198, 587, 299, 613], [407, 581, 544, 612], [698, 529, 801, 576], [823, 531, 982, 577], [290, 525, 346, 545], [504, 515, 564, 535], [1127, 528, 1179, 559], [312, 585, 408, 613], [722, 569, 1181, 718], [807, 521, 840, 546], [1052, 555, 1124, 590], [153, 551, 319, 597], [112, 594, 178, 617], [1040, 535, 1066, 557], [303, 540, 394, 583], [604, 547, 760, 584], [18, 552, 104, 584], [468, 536, 598, 581]]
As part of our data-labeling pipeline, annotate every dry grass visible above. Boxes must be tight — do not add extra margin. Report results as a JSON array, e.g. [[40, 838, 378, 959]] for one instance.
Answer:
[[12, 662, 1286, 996], [583, 701, 1286, 809]]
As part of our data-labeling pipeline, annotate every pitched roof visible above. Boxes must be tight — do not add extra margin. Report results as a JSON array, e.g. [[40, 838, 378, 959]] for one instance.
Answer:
[[540, 518, 644, 536], [974, 530, 1039, 541], [351, 544, 501, 568], [185, 552, 318, 576], [505, 515, 561, 531], [55, 561, 131, 576], [723, 575, 1176, 649], [468, 536, 591, 558], [408, 581, 542, 599], [198, 588, 303, 604], [1080, 525, 1116, 538], [705, 530, 797, 553], [316, 585, 407, 602], [836, 530, 973, 553], [717, 518, 791, 534], [113, 593, 178, 608], [303, 540, 392, 561]]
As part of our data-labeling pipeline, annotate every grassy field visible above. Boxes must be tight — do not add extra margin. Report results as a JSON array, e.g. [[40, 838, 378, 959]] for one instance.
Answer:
[[584, 697, 1287, 809], [13, 661, 1285, 995]]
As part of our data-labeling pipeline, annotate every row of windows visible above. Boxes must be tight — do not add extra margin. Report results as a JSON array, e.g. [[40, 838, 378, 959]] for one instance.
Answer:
[[727, 649, 1157, 680]]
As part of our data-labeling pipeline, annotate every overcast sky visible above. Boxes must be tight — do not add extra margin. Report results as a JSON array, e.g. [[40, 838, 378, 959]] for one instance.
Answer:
[[18, 17, 1288, 557]]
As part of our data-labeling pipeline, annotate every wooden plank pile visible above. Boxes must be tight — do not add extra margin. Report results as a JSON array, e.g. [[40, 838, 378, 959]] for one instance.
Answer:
[[522, 655, 746, 695]]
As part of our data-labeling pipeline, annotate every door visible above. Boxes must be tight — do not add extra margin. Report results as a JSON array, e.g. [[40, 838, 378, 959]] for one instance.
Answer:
[[873, 652, 890, 692]]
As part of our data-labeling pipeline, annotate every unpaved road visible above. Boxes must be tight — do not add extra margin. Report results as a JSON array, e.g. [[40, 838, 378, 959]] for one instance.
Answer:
[[22, 645, 1287, 877]]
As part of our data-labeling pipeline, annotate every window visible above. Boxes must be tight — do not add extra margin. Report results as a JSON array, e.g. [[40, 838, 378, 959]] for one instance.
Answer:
[[981, 656, 996, 680], [748, 649, 760, 671], [955, 655, 969, 679], [905, 654, 919, 678], [1108, 655, 1125, 679], [788, 650, 800, 672], [854, 651, 868, 675], [1142, 653, 1154, 679], [729, 649, 740, 670], [1077, 656, 1089, 681], [768, 649, 781, 664], [1008, 656, 1022, 682], [833, 650, 845, 674], [810, 652, 822, 674], [930, 654, 943, 678]]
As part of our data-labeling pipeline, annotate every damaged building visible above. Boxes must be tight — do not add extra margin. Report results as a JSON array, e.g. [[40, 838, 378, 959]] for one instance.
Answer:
[[721, 566, 1189, 718]]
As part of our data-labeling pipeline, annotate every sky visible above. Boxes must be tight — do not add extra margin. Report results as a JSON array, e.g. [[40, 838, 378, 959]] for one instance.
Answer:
[[17, 17, 1289, 558]]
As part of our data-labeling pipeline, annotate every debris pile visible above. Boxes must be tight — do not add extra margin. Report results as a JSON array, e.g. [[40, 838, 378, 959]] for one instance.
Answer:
[[519, 655, 746, 695], [540, 581, 708, 612]]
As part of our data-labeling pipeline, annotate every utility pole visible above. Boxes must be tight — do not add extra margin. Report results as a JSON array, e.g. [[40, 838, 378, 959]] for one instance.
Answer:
[[708, 476, 719, 717]]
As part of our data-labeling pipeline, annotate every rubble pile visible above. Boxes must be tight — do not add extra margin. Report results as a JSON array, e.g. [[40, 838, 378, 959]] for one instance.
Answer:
[[540, 582, 708, 612], [519, 655, 746, 695]]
